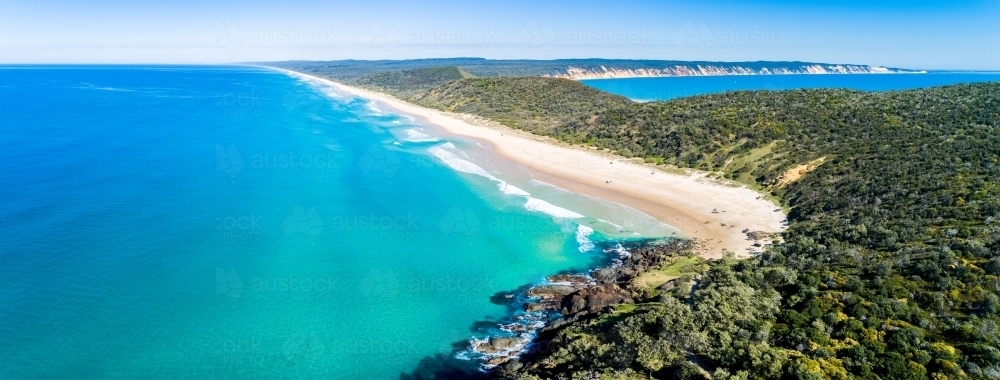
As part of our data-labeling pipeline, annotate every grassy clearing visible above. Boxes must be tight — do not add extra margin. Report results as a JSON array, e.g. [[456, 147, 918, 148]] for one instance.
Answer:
[[634, 256, 705, 290]]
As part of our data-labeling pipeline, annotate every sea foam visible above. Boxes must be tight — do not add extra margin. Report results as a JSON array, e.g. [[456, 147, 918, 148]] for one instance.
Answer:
[[403, 129, 440, 142], [576, 225, 596, 252], [524, 197, 584, 219], [498, 181, 530, 196], [428, 147, 497, 180]]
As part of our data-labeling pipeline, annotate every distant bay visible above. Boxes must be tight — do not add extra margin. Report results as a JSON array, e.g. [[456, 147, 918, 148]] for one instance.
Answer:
[[581, 72, 1000, 101]]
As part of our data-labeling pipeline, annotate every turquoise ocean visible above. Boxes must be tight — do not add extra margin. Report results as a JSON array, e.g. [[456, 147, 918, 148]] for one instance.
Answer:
[[3, 66, 996, 379], [0, 66, 672, 379]]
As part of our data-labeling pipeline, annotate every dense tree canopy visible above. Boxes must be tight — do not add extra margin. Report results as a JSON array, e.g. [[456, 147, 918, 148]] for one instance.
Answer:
[[278, 64, 1000, 379]]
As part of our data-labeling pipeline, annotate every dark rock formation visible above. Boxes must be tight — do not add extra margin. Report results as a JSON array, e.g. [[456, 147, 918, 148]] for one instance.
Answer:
[[525, 284, 580, 299], [560, 283, 633, 314]]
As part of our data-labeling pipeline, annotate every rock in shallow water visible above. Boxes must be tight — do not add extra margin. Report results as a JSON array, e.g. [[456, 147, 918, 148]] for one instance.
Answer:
[[546, 274, 592, 286], [526, 284, 580, 299], [476, 336, 522, 354]]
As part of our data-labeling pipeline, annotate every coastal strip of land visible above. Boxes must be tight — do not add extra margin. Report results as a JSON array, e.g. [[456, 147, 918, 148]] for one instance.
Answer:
[[274, 68, 786, 258]]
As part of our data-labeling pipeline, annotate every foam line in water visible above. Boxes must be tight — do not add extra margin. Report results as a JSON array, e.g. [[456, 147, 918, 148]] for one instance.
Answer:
[[597, 218, 625, 230], [498, 181, 530, 196], [524, 197, 584, 219], [428, 147, 497, 180], [576, 225, 595, 252], [403, 129, 440, 142]]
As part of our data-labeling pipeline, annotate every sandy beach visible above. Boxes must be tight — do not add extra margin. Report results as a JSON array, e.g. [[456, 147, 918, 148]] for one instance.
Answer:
[[276, 68, 786, 258]]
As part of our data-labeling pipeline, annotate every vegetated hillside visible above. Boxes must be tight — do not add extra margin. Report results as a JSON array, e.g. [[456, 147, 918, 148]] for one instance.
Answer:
[[373, 75, 1000, 379], [406, 77, 633, 132], [350, 66, 473, 97]]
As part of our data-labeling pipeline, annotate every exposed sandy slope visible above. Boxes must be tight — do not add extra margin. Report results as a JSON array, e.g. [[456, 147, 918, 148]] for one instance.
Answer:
[[275, 68, 786, 258]]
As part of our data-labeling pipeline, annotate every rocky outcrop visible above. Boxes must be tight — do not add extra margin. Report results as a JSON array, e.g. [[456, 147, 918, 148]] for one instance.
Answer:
[[525, 284, 581, 299], [476, 337, 521, 354], [545, 64, 924, 80], [469, 239, 697, 371], [561, 283, 633, 315], [546, 274, 593, 286]]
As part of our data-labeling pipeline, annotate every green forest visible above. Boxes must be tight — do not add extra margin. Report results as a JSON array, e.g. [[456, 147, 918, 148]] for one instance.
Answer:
[[273, 63, 1000, 379]]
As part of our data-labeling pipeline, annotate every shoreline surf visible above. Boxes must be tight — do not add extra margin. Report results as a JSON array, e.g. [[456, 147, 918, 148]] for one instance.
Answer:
[[269, 67, 787, 259]]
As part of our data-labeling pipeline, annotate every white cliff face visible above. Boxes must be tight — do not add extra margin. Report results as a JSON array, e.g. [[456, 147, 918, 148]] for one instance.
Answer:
[[547, 64, 923, 79]]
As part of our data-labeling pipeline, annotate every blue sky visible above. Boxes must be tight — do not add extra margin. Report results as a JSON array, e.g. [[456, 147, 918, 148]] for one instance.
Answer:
[[1, 0, 997, 69]]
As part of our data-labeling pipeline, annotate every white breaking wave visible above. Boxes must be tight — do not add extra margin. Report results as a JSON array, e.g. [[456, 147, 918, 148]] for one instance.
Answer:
[[403, 129, 440, 142], [405, 129, 431, 139], [498, 181, 530, 196], [524, 197, 584, 219], [576, 225, 596, 252], [318, 88, 342, 98], [428, 147, 497, 180], [365, 102, 382, 114]]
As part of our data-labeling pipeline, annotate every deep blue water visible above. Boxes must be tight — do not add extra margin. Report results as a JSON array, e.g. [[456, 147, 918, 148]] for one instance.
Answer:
[[581, 72, 1000, 101], [0, 66, 673, 379]]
